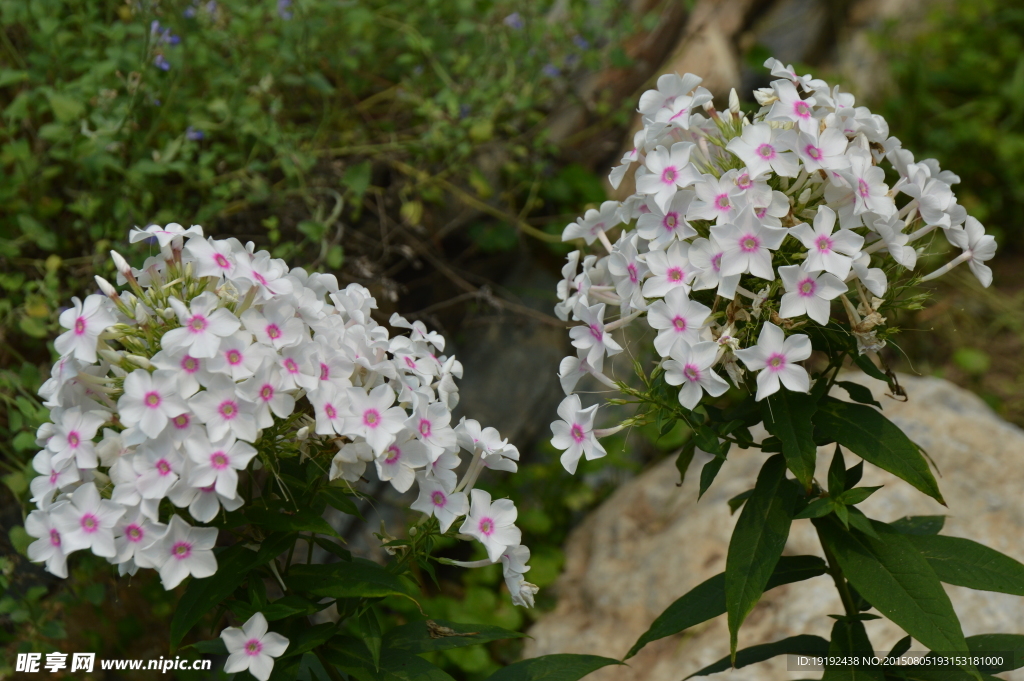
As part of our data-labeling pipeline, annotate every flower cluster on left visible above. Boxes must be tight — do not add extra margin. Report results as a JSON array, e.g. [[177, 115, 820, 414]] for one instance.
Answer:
[[23, 223, 537, 676]]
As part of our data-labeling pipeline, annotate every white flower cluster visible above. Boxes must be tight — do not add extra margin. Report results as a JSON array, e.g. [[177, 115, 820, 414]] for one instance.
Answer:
[[25, 224, 537, 607], [551, 58, 997, 474]]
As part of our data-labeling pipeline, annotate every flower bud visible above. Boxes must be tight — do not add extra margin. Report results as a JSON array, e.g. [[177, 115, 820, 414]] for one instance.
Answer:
[[728, 88, 740, 114], [125, 354, 153, 369], [94, 275, 119, 299], [110, 250, 131, 275]]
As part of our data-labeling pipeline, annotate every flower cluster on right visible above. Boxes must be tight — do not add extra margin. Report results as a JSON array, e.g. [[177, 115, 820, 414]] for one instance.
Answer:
[[550, 58, 997, 474]]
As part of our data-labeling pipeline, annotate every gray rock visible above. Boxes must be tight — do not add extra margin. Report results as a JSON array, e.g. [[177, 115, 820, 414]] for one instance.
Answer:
[[523, 374, 1024, 680]]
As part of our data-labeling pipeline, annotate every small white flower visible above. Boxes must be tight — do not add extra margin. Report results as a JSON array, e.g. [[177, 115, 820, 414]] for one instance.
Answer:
[[221, 612, 290, 681], [778, 264, 848, 325], [459, 489, 522, 562], [641, 240, 697, 298], [54, 295, 117, 363], [133, 439, 185, 500], [710, 206, 787, 280], [30, 450, 80, 508], [549, 394, 606, 475], [767, 79, 820, 133], [562, 200, 622, 244], [568, 302, 623, 373], [841, 148, 895, 217], [635, 143, 701, 211], [790, 205, 864, 279], [49, 482, 125, 559], [188, 376, 259, 443], [185, 432, 257, 500], [411, 473, 468, 532], [343, 384, 407, 455], [646, 288, 711, 357], [663, 340, 730, 409], [687, 172, 742, 224], [143, 514, 219, 590], [184, 236, 240, 278], [734, 322, 812, 401], [944, 216, 997, 288], [118, 370, 189, 439], [688, 236, 740, 299], [26, 508, 70, 578], [238, 364, 295, 429], [726, 123, 799, 178], [636, 192, 697, 248], [162, 293, 241, 359], [374, 431, 430, 493], [47, 406, 107, 469], [406, 401, 457, 459], [780, 126, 849, 174], [113, 507, 166, 571]]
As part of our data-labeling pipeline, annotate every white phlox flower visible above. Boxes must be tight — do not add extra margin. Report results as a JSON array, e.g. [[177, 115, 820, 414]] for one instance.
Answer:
[[549, 395, 606, 475], [663, 340, 730, 409], [734, 322, 813, 401], [221, 612, 290, 681], [459, 489, 522, 563], [777, 264, 848, 325]]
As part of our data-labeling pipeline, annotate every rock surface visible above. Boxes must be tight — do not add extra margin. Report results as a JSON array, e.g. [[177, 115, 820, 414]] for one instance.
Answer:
[[523, 374, 1024, 680]]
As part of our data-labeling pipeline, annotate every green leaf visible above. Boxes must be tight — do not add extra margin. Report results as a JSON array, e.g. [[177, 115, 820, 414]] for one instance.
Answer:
[[383, 619, 525, 653], [889, 516, 946, 536], [45, 91, 84, 123], [726, 455, 799, 658], [256, 595, 320, 622], [483, 654, 623, 681], [836, 381, 883, 408], [317, 486, 362, 518], [323, 636, 456, 680], [814, 398, 944, 504], [845, 461, 865, 490], [794, 498, 835, 519], [965, 633, 1024, 672], [687, 635, 829, 677], [182, 638, 228, 655], [762, 390, 818, 488], [676, 441, 696, 486], [698, 455, 726, 499], [814, 519, 973, 673], [0, 70, 29, 88], [834, 502, 850, 529], [904, 534, 1024, 596], [847, 509, 880, 539], [285, 559, 412, 600], [888, 635, 912, 658], [284, 622, 338, 658], [837, 487, 882, 505], [853, 354, 890, 384], [171, 545, 262, 649], [822, 619, 884, 681], [828, 446, 847, 496], [625, 555, 827, 659], [245, 507, 340, 538], [356, 608, 382, 670], [727, 489, 753, 515]]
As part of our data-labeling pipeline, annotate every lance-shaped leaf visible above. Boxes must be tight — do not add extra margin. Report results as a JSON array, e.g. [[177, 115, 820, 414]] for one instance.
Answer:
[[483, 654, 623, 681], [384, 619, 526, 653], [726, 454, 799, 659], [903, 534, 1024, 596], [813, 398, 944, 504], [761, 390, 818, 488], [686, 635, 829, 677], [814, 519, 974, 676], [965, 633, 1024, 673], [821, 619, 884, 681], [285, 559, 413, 599], [625, 555, 826, 659]]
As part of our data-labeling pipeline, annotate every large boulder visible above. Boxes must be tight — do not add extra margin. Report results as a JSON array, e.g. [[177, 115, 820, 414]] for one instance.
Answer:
[[523, 375, 1024, 680]]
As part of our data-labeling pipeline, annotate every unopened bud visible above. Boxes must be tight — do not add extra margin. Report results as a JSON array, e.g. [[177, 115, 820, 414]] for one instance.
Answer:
[[753, 88, 777, 106], [728, 88, 740, 114], [134, 303, 150, 323], [110, 250, 131, 275], [125, 354, 153, 369], [98, 348, 125, 365], [798, 187, 812, 206], [94, 275, 120, 299], [296, 426, 309, 441]]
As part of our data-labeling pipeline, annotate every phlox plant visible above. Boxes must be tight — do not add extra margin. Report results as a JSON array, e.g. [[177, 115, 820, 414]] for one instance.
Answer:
[[550, 58, 1024, 678], [22, 224, 608, 680]]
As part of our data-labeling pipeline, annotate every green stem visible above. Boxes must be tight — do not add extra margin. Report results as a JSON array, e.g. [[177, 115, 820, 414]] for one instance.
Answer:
[[816, 524, 859, 618]]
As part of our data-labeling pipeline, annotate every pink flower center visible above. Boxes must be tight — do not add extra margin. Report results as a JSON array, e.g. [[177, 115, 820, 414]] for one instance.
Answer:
[[156, 459, 172, 476], [80, 513, 99, 533], [74, 317, 87, 335], [404, 356, 417, 369], [385, 446, 401, 464], [226, 350, 242, 365], [710, 253, 723, 272], [419, 419, 432, 437], [144, 391, 162, 408], [478, 517, 495, 536], [767, 353, 787, 372], [667, 267, 684, 282], [740, 235, 760, 252], [171, 541, 192, 560], [683, 364, 701, 382], [798, 278, 817, 297], [67, 432, 81, 448], [570, 424, 585, 443], [815, 235, 833, 253], [714, 193, 730, 210], [211, 451, 229, 469], [283, 358, 298, 374], [254, 272, 267, 285], [266, 324, 281, 340], [431, 490, 446, 507], [260, 385, 274, 402], [320, 363, 330, 380], [213, 254, 230, 269], [363, 409, 380, 428], [627, 263, 638, 283], [173, 414, 190, 429], [50, 529, 61, 546], [755, 207, 768, 219], [794, 101, 811, 118], [736, 173, 753, 190], [857, 179, 870, 198], [181, 356, 199, 373], [49, 469, 59, 484], [126, 525, 143, 542], [589, 323, 603, 341], [188, 315, 207, 332], [756, 143, 776, 160], [219, 401, 238, 419], [661, 166, 678, 184], [245, 639, 262, 656], [324, 403, 337, 419], [805, 144, 822, 160], [672, 316, 688, 332], [664, 212, 678, 230]]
